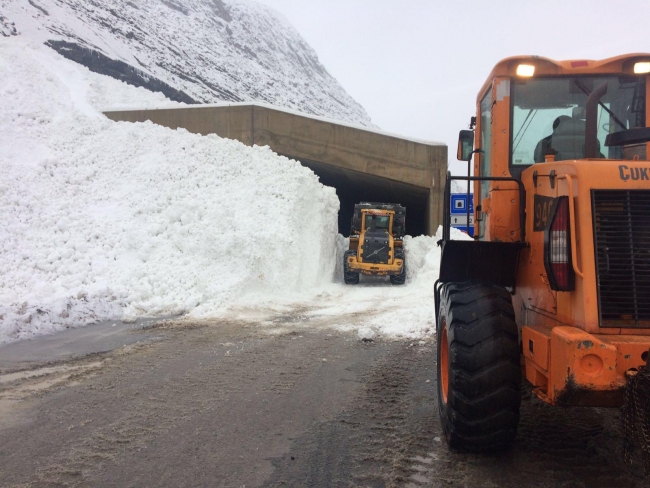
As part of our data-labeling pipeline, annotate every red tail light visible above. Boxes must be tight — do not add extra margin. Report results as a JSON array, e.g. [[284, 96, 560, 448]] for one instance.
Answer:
[[544, 197, 574, 291]]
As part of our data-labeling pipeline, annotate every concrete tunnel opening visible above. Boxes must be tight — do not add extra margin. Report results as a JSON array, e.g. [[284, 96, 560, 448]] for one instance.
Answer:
[[294, 158, 431, 237]]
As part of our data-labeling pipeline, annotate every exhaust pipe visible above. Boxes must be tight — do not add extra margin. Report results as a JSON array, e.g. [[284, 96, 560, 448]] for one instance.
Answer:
[[585, 82, 608, 158]]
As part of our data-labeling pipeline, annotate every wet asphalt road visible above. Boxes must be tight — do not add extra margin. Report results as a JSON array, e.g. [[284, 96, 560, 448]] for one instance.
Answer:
[[0, 316, 646, 487]]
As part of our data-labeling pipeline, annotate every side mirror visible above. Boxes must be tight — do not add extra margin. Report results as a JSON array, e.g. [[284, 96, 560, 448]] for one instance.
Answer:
[[457, 130, 474, 161]]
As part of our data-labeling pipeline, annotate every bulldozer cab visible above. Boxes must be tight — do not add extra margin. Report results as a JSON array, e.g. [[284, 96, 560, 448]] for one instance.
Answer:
[[452, 54, 650, 244], [350, 202, 406, 238], [363, 211, 391, 232]]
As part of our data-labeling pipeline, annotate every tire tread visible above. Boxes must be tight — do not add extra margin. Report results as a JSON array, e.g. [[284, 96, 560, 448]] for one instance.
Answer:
[[437, 281, 521, 452]]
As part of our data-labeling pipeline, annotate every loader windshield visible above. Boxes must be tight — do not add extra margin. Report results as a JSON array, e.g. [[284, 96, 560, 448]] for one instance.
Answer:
[[511, 75, 646, 165], [364, 215, 390, 231]]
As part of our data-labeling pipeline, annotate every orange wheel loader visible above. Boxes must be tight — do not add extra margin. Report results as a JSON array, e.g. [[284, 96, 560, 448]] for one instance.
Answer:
[[435, 54, 650, 453]]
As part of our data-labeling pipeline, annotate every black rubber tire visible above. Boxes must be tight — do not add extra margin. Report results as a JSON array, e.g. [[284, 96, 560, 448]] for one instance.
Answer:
[[389, 248, 406, 285], [436, 281, 521, 452], [343, 250, 360, 285]]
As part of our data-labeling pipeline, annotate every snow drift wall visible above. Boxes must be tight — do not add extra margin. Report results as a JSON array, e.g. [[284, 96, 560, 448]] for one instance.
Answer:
[[0, 39, 340, 343]]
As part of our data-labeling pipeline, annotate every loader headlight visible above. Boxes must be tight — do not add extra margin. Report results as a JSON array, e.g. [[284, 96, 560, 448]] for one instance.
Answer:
[[634, 62, 650, 74], [516, 64, 535, 77]]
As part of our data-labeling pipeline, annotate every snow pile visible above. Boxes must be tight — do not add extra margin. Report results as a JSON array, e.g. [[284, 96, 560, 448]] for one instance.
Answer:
[[0, 39, 339, 344], [1, 0, 373, 126]]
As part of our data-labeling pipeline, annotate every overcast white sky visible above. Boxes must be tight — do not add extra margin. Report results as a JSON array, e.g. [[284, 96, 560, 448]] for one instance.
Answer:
[[257, 0, 650, 174]]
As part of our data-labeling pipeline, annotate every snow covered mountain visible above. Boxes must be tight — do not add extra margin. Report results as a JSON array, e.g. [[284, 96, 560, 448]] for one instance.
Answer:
[[0, 0, 373, 126]]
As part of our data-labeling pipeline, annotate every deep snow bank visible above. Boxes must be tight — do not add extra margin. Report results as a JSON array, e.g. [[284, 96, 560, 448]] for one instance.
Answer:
[[0, 39, 339, 343]]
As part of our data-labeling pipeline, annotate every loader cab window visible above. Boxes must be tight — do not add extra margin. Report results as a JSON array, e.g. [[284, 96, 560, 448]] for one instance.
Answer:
[[510, 75, 646, 171], [364, 215, 390, 231], [479, 89, 492, 201], [478, 89, 492, 240]]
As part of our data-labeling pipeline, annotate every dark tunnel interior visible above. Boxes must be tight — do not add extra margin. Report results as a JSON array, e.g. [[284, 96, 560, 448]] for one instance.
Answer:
[[295, 158, 430, 237]]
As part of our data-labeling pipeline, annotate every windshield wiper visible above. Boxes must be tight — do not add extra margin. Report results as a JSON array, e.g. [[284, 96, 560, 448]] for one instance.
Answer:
[[513, 108, 538, 154]]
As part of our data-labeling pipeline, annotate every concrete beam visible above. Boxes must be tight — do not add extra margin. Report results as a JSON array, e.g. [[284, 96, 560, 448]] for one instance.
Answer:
[[104, 103, 447, 235]]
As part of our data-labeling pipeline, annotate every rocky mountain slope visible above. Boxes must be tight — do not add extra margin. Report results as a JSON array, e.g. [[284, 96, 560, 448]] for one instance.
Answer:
[[0, 0, 373, 126]]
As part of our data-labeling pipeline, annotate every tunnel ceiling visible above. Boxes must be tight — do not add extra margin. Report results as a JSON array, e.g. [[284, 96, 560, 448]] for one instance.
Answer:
[[293, 157, 430, 237]]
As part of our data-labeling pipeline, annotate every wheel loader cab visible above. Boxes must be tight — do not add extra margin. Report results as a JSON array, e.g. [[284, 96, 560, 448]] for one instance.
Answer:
[[364, 214, 390, 232], [437, 54, 650, 453]]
